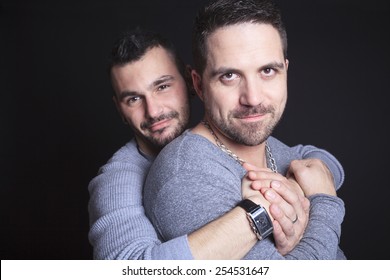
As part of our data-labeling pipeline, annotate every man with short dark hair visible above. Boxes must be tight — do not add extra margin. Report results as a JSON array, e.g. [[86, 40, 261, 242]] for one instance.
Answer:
[[144, 0, 346, 259]]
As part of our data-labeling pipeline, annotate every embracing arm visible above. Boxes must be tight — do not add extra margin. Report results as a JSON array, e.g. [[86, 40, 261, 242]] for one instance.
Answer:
[[291, 144, 345, 190], [88, 159, 193, 260], [88, 151, 262, 260], [188, 207, 257, 259]]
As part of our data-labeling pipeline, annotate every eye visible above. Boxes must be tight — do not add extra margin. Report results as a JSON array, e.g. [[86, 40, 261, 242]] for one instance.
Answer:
[[261, 68, 276, 77], [125, 96, 141, 106], [221, 73, 238, 81], [157, 84, 170, 91], [220, 72, 240, 85]]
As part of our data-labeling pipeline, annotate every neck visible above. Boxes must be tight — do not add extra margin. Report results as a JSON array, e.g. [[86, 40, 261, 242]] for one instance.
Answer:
[[223, 134, 267, 168], [135, 136, 161, 157], [198, 120, 267, 168]]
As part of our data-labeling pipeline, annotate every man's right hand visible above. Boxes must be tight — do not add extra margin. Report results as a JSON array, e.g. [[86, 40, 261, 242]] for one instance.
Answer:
[[241, 163, 310, 255]]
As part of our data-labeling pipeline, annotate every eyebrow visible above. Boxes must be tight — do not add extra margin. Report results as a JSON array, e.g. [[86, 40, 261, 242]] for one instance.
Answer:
[[118, 75, 175, 100], [149, 75, 175, 91], [118, 90, 137, 101], [260, 62, 285, 71], [210, 61, 286, 78]]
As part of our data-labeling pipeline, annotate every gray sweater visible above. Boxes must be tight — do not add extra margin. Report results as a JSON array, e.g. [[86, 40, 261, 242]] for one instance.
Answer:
[[88, 132, 345, 259], [144, 130, 345, 259], [88, 139, 193, 259]]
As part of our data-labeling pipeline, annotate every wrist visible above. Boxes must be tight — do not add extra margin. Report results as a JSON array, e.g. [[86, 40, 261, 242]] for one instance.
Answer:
[[237, 199, 273, 241]]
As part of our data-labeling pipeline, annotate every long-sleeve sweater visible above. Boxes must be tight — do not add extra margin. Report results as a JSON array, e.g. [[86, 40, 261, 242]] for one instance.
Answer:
[[89, 132, 345, 259], [143, 130, 345, 259]]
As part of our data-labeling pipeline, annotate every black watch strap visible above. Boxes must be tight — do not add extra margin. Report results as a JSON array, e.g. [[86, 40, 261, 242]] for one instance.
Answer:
[[237, 199, 273, 240], [237, 198, 259, 213]]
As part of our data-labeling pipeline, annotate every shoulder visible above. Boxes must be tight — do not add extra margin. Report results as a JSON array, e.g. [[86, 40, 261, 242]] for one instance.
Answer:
[[153, 130, 243, 175], [100, 138, 152, 174], [88, 138, 152, 193]]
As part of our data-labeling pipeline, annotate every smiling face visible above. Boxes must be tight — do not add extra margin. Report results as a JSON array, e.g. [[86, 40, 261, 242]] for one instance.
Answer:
[[111, 46, 190, 155], [193, 22, 288, 146]]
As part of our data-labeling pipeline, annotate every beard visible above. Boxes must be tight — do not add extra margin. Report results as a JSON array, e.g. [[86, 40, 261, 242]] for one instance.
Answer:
[[212, 104, 282, 146], [140, 107, 189, 149]]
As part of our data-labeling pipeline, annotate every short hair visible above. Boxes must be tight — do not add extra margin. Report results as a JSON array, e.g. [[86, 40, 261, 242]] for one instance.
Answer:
[[192, 0, 288, 74], [109, 27, 187, 82]]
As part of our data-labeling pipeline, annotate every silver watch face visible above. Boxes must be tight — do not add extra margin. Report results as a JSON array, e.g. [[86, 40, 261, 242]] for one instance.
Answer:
[[251, 207, 273, 238]]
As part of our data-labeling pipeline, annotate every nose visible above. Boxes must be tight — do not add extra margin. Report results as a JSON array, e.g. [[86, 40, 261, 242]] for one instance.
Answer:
[[144, 97, 163, 118], [239, 77, 262, 107]]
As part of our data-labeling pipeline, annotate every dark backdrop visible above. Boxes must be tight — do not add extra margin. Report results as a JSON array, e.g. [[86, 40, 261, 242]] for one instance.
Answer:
[[1, 0, 389, 260]]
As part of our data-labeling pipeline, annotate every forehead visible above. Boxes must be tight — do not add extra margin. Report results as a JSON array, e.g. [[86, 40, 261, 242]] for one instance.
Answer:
[[113, 47, 177, 76], [111, 46, 180, 89], [205, 23, 284, 68]]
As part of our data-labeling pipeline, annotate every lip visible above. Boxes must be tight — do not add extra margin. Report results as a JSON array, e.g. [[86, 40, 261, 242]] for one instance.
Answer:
[[149, 118, 172, 132], [239, 113, 266, 123]]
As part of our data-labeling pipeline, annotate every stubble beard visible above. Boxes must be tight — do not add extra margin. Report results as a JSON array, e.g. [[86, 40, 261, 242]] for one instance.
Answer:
[[211, 105, 282, 146], [141, 106, 190, 149]]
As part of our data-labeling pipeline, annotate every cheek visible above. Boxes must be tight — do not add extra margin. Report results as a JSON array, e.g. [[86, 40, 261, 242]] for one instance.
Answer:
[[122, 106, 144, 128], [268, 82, 287, 105], [171, 88, 190, 110], [204, 92, 233, 118]]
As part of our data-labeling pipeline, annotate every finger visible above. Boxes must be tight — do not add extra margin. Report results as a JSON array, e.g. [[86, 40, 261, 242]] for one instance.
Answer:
[[300, 196, 310, 213], [272, 220, 289, 254], [269, 204, 295, 238], [262, 188, 296, 223], [243, 162, 273, 172], [272, 220, 285, 242], [242, 162, 258, 171], [269, 180, 305, 220], [251, 180, 273, 190], [246, 169, 282, 181]]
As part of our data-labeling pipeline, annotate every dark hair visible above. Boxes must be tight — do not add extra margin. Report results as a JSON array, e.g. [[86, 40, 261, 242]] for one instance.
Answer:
[[109, 27, 187, 82], [192, 0, 288, 74]]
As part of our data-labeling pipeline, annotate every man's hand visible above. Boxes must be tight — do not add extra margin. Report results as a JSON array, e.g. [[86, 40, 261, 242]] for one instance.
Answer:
[[287, 158, 337, 197], [242, 163, 309, 255]]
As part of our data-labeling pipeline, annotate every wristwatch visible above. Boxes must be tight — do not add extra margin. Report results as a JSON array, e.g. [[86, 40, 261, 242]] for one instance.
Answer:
[[237, 199, 273, 240]]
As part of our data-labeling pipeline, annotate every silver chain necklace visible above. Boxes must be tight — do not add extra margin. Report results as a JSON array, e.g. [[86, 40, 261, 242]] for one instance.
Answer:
[[202, 120, 278, 173]]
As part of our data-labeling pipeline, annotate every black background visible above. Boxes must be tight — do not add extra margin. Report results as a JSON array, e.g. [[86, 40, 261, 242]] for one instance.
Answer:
[[1, 0, 389, 260]]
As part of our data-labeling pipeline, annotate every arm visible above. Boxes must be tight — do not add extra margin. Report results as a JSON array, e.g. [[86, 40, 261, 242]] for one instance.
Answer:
[[88, 143, 264, 259], [143, 138, 345, 260], [90, 139, 344, 259], [238, 171, 345, 259], [245, 159, 345, 259], [245, 141, 345, 255], [88, 159, 192, 260], [188, 206, 257, 259], [290, 144, 345, 190]]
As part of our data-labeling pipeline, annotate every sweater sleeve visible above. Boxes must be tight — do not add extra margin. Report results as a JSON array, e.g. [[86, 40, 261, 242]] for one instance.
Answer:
[[282, 194, 346, 259], [291, 144, 345, 190], [88, 143, 193, 260]]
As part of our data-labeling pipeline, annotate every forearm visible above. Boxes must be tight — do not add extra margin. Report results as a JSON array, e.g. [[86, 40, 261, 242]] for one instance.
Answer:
[[188, 206, 257, 259], [89, 200, 195, 260], [88, 162, 194, 260]]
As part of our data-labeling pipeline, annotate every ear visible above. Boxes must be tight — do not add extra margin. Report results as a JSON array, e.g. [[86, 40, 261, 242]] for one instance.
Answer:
[[185, 64, 196, 96], [285, 58, 289, 71], [191, 69, 204, 102]]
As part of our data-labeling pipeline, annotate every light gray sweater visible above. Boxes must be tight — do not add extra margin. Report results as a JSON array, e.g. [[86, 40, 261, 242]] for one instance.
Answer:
[[88, 132, 345, 259], [144, 130, 346, 259]]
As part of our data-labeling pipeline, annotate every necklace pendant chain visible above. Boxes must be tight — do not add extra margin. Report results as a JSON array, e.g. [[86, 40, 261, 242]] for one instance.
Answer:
[[202, 120, 277, 173], [265, 141, 278, 173]]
